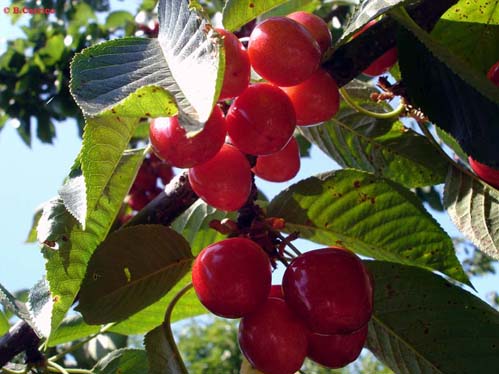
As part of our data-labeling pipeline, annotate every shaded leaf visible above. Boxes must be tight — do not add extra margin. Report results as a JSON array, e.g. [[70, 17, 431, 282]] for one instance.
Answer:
[[366, 261, 499, 373], [38, 149, 144, 337], [267, 169, 469, 284], [431, 0, 499, 75], [0, 283, 32, 329], [47, 314, 100, 347], [395, 15, 499, 167], [300, 80, 449, 188], [77, 225, 193, 325], [93, 349, 148, 374], [444, 166, 499, 259], [435, 127, 468, 162], [222, 0, 289, 31]]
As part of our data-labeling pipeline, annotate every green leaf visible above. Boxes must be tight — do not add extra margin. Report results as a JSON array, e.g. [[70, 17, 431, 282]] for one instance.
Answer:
[[26, 204, 44, 243], [366, 261, 499, 373], [267, 169, 469, 285], [431, 0, 499, 75], [93, 349, 148, 374], [171, 199, 233, 256], [38, 149, 144, 337], [47, 314, 100, 347], [105, 11, 134, 29], [300, 80, 449, 188], [435, 127, 468, 162], [0, 283, 32, 328], [395, 13, 499, 167], [27, 278, 53, 338], [77, 225, 193, 325], [222, 0, 289, 31], [261, 0, 319, 18], [37, 35, 65, 66], [444, 166, 499, 259], [109, 273, 207, 335], [0, 311, 10, 336]]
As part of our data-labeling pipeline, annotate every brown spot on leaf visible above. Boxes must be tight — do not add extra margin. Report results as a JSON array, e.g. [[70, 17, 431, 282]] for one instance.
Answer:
[[249, 2, 255, 8], [145, 112, 151, 117], [353, 180, 361, 188], [44, 240, 56, 248], [52, 295, 60, 303]]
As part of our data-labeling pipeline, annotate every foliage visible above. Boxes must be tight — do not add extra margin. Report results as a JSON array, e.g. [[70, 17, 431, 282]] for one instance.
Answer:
[[1, 0, 499, 373]]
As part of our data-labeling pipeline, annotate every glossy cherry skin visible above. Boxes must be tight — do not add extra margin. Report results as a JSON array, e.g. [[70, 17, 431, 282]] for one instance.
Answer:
[[192, 238, 271, 319], [238, 298, 309, 374], [216, 28, 251, 100], [287, 11, 332, 55], [188, 143, 252, 211], [283, 247, 373, 335], [469, 157, 499, 189], [253, 137, 300, 182], [226, 83, 296, 155], [150, 106, 226, 168], [307, 324, 368, 369], [248, 17, 321, 86], [281, 68, 340, 126], [269, 284, 284, 299], [487, 61, 499, 86]]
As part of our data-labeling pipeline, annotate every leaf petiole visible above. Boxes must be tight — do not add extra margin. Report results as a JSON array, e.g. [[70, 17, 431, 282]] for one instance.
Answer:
[[339, 87, 405, 119]]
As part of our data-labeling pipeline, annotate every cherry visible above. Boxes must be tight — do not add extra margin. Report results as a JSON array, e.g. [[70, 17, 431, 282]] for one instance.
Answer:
[[307, 324, 368, 368], [192, 238, 271, 318], [283, 247, 373, 335], [253, 137, 300, 182], [226, 83, 296, 155], [156, 163, 174, 186], [287, 11, 332, 55], [127, 191, 149, 211], [150, 106, 226, 168], [487, 60, 499, 86], [469, 157, 499, 189], [355, 20, 397, 77], [238, 298, 309, 374], [216, 28, 251, 100], [269, 284, 284, 299], [248, 17, 321, 86], [188, 143, 252, 211], [131, 160, 157, 193], [281, 68, 340, 126]]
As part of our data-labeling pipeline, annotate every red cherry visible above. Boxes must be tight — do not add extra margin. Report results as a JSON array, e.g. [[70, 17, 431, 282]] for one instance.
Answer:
[[248, 17, 321, 86], [188, 144, 252, 211], [269, 284, 284, 299], [150, 106, 226, 168], [287, 11, 332, 55], [156, 164, 174, 186], [354, 20, 398, 76], [253, 137, 300, 182], [127, 191, 149, 211], [226, 83, 296, 156], [238, 298, 309, 374], [283, 247, 373, 335], [307, 324, 368, 369], [216, 28, 251, 100], [281, 68, 340, 126], [469, 157, 499, 189], [487, 61, 499, 86], [192, 238, 271, 318], [131, 160, 157, 193]]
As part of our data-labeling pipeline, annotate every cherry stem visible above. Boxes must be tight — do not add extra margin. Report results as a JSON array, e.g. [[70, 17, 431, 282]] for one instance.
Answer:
[[277, 232, 302, 257], [339, 87, 406, 119]]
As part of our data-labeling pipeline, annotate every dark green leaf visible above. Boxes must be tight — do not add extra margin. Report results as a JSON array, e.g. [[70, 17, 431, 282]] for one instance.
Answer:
[[435, 127, 468, 162], [395, 15, 499, 167], [300, 80, 449, 188], [267, 169, 469, 284], [38, 149, 144, 337], [444, 166, 499, 259], [77, 225, 193, 325], [222, 0, 290, 31], [47, 315, 100, 347], [366, 261, 499, 373], [93, 349, 148, 374], [431, 0, 499, 75], [415, 186, 444, 212]]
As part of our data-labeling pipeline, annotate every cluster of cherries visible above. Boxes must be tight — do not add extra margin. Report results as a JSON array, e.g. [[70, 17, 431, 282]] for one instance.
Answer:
[[125, 154, 174, 213], [192, 238, 374, 373], [468, 60, 499, 189]]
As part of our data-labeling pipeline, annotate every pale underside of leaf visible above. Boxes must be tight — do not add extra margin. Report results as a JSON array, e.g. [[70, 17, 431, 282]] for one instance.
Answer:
[[444, 166, 499, 259]]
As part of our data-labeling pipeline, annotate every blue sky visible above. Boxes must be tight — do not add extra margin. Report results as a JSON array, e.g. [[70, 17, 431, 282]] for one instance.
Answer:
[[0, 1, 497, 305]]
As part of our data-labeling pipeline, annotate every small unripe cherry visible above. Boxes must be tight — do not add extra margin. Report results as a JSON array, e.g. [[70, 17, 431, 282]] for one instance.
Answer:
[[192, 238, 271, 318], [283, 247, 373, 335], [150, 106, 226, 168], [216, 28, 251, 100], [287, 11, 332, 55], [281, 68, 340, 126], [248, 17, 321, 86], [238, 298, 309, 374], [469, 157, 499, 189], [253, 137, 300, 182], [188, 143, 252, 211], [307, 324, 368, 369], [227, 83, 296, 155], [487, 61, 499, 86]]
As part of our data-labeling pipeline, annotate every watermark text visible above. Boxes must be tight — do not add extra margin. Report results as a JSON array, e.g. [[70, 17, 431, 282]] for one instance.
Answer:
[[3, 6, 55, 15]]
